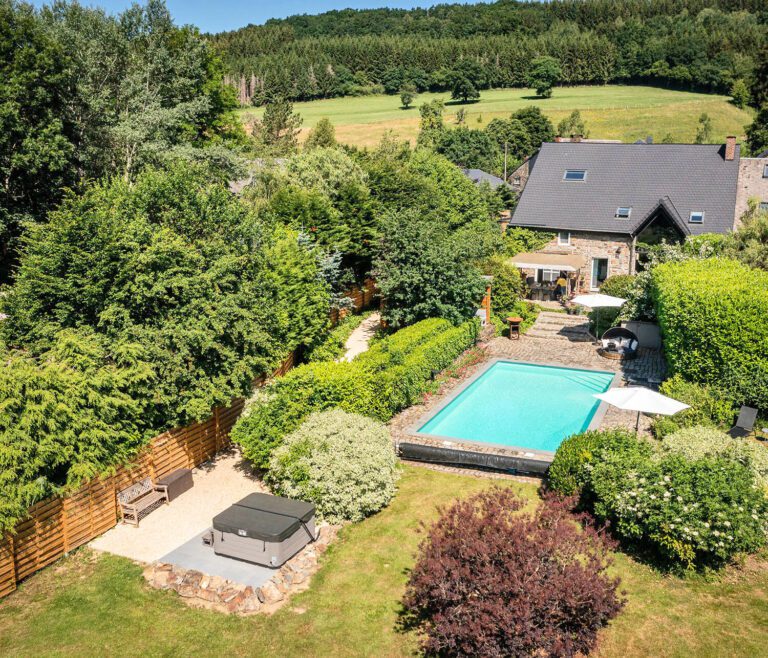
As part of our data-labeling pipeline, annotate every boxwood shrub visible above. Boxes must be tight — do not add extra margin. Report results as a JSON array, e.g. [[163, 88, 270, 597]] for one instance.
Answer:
[[268, 409, 399, 523], [652, 259, 768, 409], [547, 429, 652, 498]]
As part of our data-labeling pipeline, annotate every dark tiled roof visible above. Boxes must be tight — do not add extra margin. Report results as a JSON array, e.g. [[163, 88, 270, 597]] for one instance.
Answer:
[[511, 142, 740, 235], [461, 168, 511, 190]]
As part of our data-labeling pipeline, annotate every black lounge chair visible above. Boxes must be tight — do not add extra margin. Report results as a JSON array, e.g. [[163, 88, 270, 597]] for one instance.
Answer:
[[598, 326, 639, 361], [728, 406, 758, 439]]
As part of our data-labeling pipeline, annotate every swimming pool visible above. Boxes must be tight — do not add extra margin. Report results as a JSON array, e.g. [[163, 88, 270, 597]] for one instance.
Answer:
[[415, 360, 616, 454]]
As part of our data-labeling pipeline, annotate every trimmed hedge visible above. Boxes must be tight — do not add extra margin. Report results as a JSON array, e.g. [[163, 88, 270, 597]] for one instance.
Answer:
[[305, 311, 374, 363], [652, 259, 768, 409], [232, 317, 479, 468], [652, 374, 738, 438]]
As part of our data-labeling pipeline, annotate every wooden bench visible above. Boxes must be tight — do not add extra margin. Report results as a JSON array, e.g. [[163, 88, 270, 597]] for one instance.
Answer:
[[117, 478, 169, 526]]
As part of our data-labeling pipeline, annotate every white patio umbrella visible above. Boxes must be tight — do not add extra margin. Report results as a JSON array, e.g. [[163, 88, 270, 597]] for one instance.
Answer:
[[571, 293, 626, 341], [594, 387, 690, 431]]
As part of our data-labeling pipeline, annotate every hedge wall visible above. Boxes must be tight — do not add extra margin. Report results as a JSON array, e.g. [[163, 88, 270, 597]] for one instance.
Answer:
[[232, 317, 479, 468], [652, 259, 768, 409]]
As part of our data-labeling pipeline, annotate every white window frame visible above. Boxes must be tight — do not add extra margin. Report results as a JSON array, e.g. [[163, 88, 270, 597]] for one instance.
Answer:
[[760, 201, 768, 211], [763, 164, 768, 178], [537, 268, 559, 283], [513, 176, 522, 186], [590, 257, 609, 291], [689, 211, 705, 224], [557, 231, 571, 246], [615, 207, 632, 219], [563, 169, 587, 182]]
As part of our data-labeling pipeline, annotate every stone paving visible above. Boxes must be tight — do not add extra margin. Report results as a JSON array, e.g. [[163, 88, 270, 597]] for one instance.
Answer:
[[389, 331, 667, 472]]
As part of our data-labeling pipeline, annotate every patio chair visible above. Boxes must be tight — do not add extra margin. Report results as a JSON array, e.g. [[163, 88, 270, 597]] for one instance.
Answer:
[[728, 406, 758, 439], [598, 326, 639, 361]]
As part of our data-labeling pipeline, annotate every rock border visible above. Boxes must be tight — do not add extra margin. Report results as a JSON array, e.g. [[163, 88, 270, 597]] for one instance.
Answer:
[[143, 524, 339, 615]]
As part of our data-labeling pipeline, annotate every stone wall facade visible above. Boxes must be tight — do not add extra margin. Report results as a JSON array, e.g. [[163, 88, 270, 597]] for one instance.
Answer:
[[536, 231, 633, 291], [735, 158, 768, 227], [143, 524, 338, 615]]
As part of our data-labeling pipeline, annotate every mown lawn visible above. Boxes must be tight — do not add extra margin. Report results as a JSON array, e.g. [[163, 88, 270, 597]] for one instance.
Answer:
[[238, 85, 753, 149], [1, 464, 766, 657]]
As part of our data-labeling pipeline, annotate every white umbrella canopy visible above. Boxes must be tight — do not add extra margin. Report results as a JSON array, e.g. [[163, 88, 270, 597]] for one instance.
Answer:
[[595, 386, 690, 431], [571, 293, 627, 308], [572, 294, 627, 341]]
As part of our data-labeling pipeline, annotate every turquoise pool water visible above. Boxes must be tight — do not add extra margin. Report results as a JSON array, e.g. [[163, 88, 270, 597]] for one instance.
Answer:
[[417, 361, 614, 452]]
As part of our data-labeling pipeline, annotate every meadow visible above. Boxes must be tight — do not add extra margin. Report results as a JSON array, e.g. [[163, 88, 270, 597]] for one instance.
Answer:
[[239, 85, 753, 149], [1, 464, 766, 658]]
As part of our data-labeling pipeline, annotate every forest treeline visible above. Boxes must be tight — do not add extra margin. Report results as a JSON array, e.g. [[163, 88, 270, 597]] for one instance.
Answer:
[[211, 0, 767, 104]]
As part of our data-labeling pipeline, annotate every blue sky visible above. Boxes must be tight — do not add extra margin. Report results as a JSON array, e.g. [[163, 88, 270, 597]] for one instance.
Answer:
[[29, 1, 491, 33]]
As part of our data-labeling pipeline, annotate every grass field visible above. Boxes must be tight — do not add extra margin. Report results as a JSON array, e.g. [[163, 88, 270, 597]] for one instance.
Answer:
[[238, 85, 754, 149], [1, 464, 767, 658]]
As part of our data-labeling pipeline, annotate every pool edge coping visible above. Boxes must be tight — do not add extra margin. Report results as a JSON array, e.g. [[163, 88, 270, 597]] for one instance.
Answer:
[[405, 358, 621, 464]]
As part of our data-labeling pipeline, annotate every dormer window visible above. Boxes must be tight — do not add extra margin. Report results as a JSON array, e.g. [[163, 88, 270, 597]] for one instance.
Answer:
[[563, 170, 586, 181], [615, 207, 632, 219], [689, 211, 704, 224]]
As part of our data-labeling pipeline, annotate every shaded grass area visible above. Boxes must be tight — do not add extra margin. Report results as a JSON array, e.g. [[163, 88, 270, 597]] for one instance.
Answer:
[[238, 85, 753, 149], [1, 464, 766, 657]]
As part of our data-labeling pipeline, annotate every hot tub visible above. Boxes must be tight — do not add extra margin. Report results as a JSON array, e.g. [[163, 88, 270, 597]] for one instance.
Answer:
[[212, 493, 316, 568]]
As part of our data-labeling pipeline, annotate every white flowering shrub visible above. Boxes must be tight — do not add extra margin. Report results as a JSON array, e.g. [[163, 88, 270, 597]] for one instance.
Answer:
[[267, 409, 399, 523], [662, 426, 768, 489], [590, 452, 768, 570]]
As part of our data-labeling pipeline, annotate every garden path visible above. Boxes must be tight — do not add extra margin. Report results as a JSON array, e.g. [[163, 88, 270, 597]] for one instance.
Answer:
[[340, 312, 380, 361]]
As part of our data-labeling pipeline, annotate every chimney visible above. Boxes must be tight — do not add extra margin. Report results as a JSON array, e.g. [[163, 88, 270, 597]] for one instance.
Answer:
[[554, 136, 562, 143], [571, 134, 582, 143], [725, 136, 736, 161]]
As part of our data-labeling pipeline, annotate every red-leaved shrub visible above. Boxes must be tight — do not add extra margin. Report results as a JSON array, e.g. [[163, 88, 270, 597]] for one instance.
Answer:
[[402, 488, 625, 658]]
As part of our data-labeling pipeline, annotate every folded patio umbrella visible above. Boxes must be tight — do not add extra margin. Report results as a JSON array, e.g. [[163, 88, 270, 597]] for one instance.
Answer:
[[572, 293, 627, 341], [594, 386, 690, 431]]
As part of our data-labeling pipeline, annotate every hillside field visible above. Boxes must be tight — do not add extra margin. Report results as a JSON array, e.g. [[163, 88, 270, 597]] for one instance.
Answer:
[[239, 85, 753, 148]]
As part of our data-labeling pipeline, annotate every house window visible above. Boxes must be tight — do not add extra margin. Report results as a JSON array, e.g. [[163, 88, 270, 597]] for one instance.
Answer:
[[557, 231, 571, 246], [763, 164, 768, 178], [536, 269, 559, 283], [591, 258, 609, 290], [689, 211, 704, 224], [563, 169, 587, 181], [513, 176, 521, 186], [760, 201, 768, 211], [615, 207, 632, 219]]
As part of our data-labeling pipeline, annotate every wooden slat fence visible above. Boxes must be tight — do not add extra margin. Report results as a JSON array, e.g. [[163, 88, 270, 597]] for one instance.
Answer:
[[0, 279, 378, 599]]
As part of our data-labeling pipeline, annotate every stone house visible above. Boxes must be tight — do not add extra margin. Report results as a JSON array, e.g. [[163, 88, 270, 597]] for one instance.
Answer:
[[734, 154, 768, 227], [506, 139, 744, 292]]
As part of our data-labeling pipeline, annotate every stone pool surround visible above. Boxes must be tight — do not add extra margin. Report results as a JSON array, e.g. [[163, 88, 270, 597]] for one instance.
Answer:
[[406, 358, 619, 464], [390, 333, 666, 473]]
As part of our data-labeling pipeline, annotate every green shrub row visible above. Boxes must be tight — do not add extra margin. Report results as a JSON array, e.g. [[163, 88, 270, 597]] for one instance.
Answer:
[[231, 318, 479, 469], [652, 374, 738, 438], [549, 428, 768, 570], [305, 311, 374, 363], [651, 259, 768, 410]]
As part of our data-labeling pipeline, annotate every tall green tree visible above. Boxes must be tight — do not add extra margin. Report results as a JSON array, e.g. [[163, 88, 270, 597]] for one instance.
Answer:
[[448, 59, 484, 103], [557, 110, 590, 138], [252, 97, 303, 154], [399, 83, 417, 109], [304, 117, 337, 149], [527, 56, 562, 98], [511, 107, 555, 149]]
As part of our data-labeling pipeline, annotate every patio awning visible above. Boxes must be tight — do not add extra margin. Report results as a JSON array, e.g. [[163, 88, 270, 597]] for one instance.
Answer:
[[508, 252, 585, 272]]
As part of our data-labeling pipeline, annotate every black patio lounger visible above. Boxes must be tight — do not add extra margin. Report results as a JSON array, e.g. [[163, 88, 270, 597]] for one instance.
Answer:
[[728, 406, 758, 439]]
